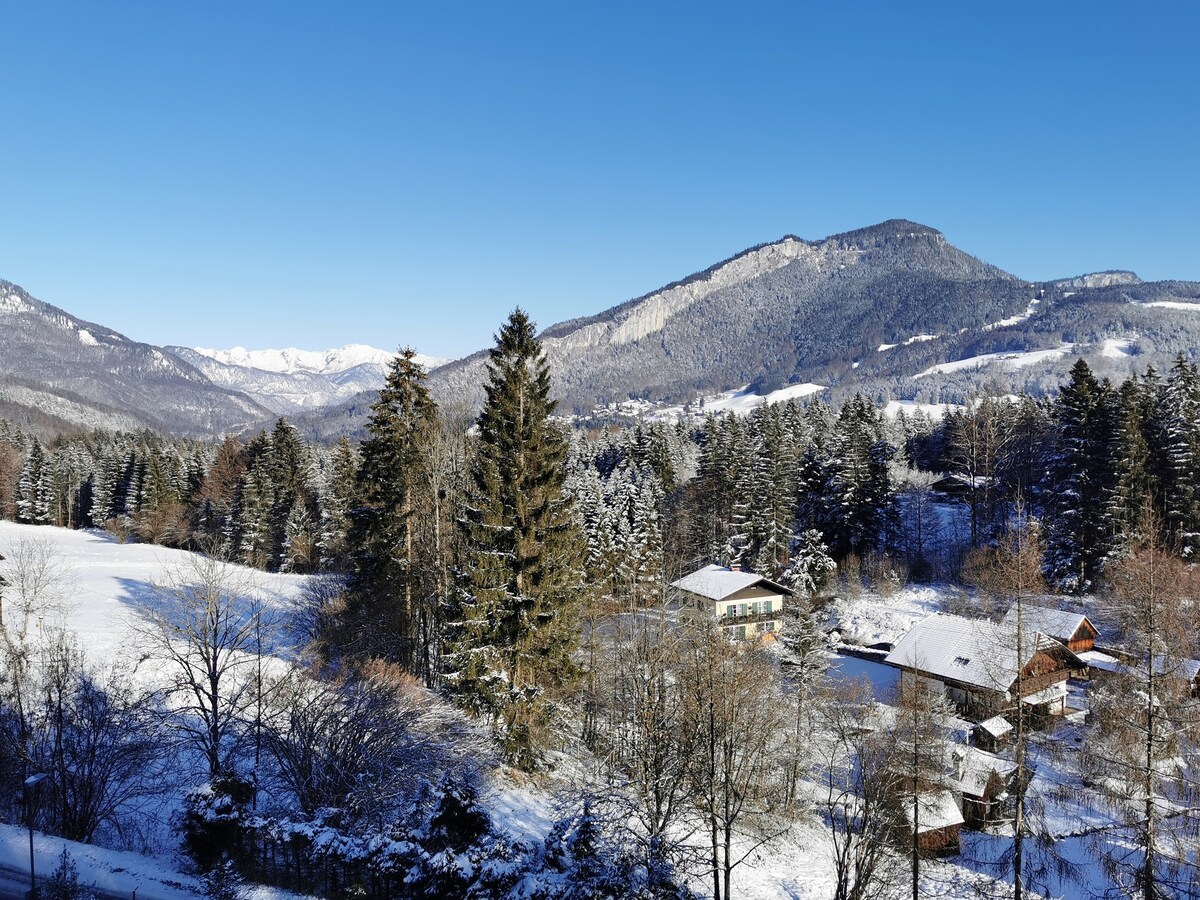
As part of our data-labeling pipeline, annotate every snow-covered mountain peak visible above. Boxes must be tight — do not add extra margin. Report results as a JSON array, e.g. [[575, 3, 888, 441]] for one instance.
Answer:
[[192, 343, 448, 375]]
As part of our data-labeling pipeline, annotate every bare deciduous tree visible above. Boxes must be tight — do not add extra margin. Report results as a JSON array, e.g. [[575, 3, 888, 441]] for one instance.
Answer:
[[816, 681, 905, 900], [681, 629, 788, 900], [260, 658, 489, 821], [133, 556, 264, 779], [1090, 520, 1200, 899]]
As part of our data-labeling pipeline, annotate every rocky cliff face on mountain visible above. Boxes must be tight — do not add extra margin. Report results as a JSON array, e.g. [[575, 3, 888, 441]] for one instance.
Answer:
[[0, 280, 274, 435]]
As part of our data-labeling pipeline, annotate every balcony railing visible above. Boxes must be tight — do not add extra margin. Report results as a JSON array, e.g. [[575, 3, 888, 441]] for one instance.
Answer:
[[718, 611, 782, 627]]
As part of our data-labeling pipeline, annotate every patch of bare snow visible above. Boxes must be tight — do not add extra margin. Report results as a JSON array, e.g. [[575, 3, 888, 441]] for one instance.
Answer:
[[78, 328, 99, 346], [914, 344, 1074, 379], [983, 296, 1042, 331], [828, 585, 945, 646], [1100, 337, 1136, 358], [884, 400, 963, 420], [1145, 300, 1200, 311]]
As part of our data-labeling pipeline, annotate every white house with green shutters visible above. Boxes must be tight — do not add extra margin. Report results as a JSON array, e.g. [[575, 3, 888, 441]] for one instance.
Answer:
[[670, 564, 793, 641]]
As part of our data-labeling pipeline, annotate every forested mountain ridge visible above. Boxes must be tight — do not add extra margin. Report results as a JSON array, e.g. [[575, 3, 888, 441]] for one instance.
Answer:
[[431, 219, 1030, 412], [0, 279, 275, 435], [299, 219, 1200, 438]]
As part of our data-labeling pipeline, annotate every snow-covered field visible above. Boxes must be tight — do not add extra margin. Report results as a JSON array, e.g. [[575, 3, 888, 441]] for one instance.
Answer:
[[0, 521, 310, 663], [827, 584, 944, 646], [0, 523, 322, 897]]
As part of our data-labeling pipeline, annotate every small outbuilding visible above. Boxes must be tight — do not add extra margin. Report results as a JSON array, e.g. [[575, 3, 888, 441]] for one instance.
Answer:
[[972, 715, 1013, 753], [900, 789, 964, 856], [947, 746, 1017, 829]]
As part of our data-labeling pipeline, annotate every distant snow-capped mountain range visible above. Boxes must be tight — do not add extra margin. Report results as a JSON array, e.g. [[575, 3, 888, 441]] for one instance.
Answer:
[[190, 344, 445, 377], [166, 344, 450, 415]]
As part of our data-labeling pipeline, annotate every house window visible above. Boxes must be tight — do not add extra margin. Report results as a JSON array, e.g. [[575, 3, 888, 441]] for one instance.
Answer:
[[736, 625, 747, 641]]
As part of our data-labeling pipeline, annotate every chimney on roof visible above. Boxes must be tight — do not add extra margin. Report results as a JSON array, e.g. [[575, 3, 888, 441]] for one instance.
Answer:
[[729, 564, 742, 572]]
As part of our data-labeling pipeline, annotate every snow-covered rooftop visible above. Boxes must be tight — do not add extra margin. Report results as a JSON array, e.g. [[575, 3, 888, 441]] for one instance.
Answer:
[[949, 745, 1017, 798], [1076, 650, 1122, 673], [670, 564, 792, 601], [902, 788, 965, 832], [1000, 604, 1095, 642], [1020, 682, 1068, 706], [884, 613, 1058, 692], [975, 715, 1013, 739]]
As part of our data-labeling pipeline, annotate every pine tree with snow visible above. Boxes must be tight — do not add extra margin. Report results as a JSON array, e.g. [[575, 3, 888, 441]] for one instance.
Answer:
[[1158, 355, 1200, 556], [16, 438, 51, 524], [443, 310, 584, 769]]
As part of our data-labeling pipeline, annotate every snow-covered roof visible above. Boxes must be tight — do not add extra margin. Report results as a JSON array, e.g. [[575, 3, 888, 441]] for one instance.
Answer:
[[1150, 655, 1200, 681], [670, 564, 793, 601], [884, 613, 1061, 692], [975, 715, 1013, 739], [901, 789, 965, 832], [1076, 650, 1122, 673], [949, 745, 1017, 798], [1000, 604, 1096, 642], [1019, 682, 1068, 706]]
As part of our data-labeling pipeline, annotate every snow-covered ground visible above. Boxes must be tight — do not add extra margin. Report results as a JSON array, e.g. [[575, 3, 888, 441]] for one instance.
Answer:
[[884, 399, 963, 420], [1145, 300, 1200, 312], [914, 344, 1074, 379], [0, 521, 310, 663], [878, 333, 940, 352], [827, 584, 944, 647], [0, 824, 314, 899], [0, 523, 320, 896], [982, 296, 1042, 332]]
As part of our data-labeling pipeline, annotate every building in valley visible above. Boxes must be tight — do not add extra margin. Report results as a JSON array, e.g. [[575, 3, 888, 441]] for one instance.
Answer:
[[670, 564, 792, 641], [884, 613, 1083, 723]]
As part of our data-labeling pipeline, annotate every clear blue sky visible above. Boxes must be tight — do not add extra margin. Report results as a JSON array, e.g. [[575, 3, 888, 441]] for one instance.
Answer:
[[1, 2, 1197, 359]]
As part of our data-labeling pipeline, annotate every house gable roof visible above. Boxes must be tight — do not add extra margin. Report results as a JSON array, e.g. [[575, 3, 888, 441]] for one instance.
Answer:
[[670, 564, 794, 602], [1000, 604, 1097, 642], [884, 613, 1061, 692], [902, 788, 965, 832]]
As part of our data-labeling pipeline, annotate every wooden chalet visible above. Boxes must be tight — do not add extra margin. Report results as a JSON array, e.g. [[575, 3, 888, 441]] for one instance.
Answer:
[[884, 613, 1083, 723], [670, 564, 792, 642], [1001, 604, 1099, 653]]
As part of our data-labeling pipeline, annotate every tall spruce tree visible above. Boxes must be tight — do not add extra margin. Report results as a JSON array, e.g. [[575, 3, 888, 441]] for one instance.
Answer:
[[347, 348, 441, 677], [443, 309, 583, 769], [1043, 360, 1117, 590]]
